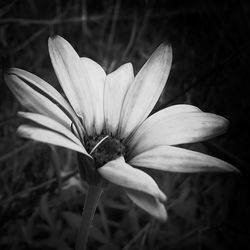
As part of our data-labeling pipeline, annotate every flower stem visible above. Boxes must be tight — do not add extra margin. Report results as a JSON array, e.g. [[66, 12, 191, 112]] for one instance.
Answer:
[[76, 185, 103, 250]]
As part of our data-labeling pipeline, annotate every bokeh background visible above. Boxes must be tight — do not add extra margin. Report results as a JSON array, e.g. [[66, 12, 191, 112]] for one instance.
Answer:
[[1, 0, 250, 249]]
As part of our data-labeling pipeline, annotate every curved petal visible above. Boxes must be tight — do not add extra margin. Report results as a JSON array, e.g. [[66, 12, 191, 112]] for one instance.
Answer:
[[17, 125, 90, 156], [127, 104, 201, 145], [6, 68, 85, 139], [5, 73, 71, 129], [118, 44, 172, 139], [126, 189, 167, 222], [129, 112, 229, 157], [18, 112, 85, 148], [129, 145, 239, 173], [104, 63, 134, 135], [48, 36, 95, 135], [98, 157, 166, 202], [81, 57, 106, 135]]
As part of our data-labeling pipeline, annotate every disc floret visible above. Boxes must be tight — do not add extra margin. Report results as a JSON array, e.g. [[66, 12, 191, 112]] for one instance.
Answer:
[[85, 135, 126, 168]]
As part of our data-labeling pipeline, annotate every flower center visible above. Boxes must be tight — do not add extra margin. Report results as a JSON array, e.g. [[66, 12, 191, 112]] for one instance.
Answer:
[[85, 135, 126, 168]]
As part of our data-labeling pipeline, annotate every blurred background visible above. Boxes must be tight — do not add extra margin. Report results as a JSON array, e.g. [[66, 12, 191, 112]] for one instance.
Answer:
[[0, 0, 250, 249]]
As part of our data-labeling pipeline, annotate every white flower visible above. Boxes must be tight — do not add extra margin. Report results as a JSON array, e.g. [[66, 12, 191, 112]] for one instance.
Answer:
[[5, 36, 238, 222]]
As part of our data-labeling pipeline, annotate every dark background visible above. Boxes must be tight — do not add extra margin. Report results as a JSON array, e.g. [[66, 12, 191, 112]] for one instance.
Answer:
[[0, 0, 250, 249]]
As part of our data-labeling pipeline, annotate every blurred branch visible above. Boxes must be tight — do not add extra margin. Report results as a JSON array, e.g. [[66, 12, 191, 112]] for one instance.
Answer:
[[0, 0, 17, 18], [10, 27, 47, 55], [0, 16, 100, 25], [0, 7, 207, 26], [0, 141, 35, 164], [79, 0, 88, 36], [107, 0, 120, 53], [0, 169, 78, 206], [122, 223, 151, 250], [156, 42, 250, 110], [165, 60, 229, 107], [0, 115, 18, 126], [120, 12, 138, 62]]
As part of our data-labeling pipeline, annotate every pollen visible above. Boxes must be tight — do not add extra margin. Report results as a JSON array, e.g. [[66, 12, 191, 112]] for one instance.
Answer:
[[86, 136, 126, 168]]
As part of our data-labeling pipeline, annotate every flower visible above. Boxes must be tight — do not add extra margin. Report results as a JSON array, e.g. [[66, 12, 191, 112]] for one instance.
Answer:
[[5, 36, 238, 222]]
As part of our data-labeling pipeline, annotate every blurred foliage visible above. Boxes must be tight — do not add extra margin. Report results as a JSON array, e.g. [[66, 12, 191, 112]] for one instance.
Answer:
[[0, 0, 250, 249]]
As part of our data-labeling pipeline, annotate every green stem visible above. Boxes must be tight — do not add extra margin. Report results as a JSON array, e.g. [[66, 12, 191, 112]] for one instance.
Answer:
[[76, 185, 103, 250]]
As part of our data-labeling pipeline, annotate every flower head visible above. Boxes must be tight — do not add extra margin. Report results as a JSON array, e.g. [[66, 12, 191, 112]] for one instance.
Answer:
[[5, 36, 238, 222]]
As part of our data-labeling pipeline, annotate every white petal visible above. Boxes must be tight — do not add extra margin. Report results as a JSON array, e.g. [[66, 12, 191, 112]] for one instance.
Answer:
[[5, 73, 71, 129], [81, 57, 106, 135], [129, 111, 229, 156], [129, 145, 239, 173], [118, 44, 172, 139], [48, 36, 95, 134], [127, 104, 201, 145], [6, 68, 85, 139], [18, 112, 84, 147], [17, 125, 90, 156], [98, 157, 166, 202], [104, 63, 134, 135], [126, 189, 167, 222]]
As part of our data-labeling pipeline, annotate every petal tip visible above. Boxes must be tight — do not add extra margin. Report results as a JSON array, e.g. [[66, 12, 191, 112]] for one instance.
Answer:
[[49, 35, 61, 42], [4, 67, 17, 78], [227, 164, 241, 174], [4, 72, 16, 86], [16, 126, 28, 138], [213, 114, 230, 135], [156, 205, 168, 223], [223, 117, 230, 131], [17, 111, 25, 117], [159, 190, 167, 202], [48, 35, 63, 48], [157, 43, 173, 59]]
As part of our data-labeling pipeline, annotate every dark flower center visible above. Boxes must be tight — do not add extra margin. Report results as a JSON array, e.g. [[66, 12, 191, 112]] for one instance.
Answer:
[[85, 136, 126, 168]]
